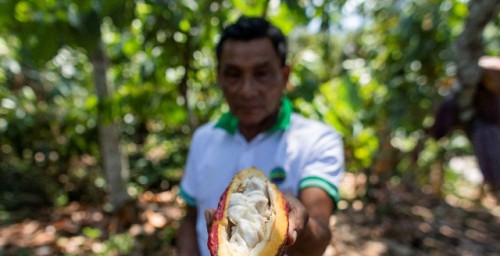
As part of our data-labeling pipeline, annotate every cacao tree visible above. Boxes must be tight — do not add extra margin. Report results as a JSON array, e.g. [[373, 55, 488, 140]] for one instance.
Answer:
[[0, 0, 136, 210], [1, 0, 499, 212]]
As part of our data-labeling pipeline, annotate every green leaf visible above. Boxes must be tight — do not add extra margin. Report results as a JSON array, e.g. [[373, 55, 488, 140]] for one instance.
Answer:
[[83, 226, 102, 239], [14, 1, 34, 22], [232, 0, 266, 17], [179, 19, 191, 32]]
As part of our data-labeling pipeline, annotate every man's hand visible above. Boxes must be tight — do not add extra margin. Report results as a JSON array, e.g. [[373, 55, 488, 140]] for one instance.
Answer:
[[286, 187, 333, 256], [204, 209, 215, 232], [284, 194, 309, 245]]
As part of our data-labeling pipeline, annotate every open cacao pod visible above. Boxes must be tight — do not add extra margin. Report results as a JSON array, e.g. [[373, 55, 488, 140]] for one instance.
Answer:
[[208, 167, 288, 256]]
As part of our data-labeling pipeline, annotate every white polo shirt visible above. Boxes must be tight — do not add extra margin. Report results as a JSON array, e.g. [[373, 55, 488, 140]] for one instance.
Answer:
[[179, 98, 344, 256]]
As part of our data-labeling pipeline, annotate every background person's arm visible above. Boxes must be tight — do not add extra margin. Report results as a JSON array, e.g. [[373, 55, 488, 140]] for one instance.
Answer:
[[286, 187, 334, 256], [177, 206, 200, 256]]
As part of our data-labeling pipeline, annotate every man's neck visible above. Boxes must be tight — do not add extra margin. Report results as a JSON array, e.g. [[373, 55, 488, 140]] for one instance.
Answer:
[[238, 111, 279, 141]]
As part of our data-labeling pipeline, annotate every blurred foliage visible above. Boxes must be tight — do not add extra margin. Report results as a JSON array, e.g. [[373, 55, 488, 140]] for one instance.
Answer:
[[0, 0, 498, 221]]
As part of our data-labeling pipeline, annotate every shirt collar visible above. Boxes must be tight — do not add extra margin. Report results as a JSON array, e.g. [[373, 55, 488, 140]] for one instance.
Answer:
[[215, 97, 292, 135]]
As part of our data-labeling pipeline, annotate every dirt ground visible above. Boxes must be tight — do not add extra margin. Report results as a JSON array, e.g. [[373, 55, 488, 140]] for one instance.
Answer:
[[328, 182, 500, 255], [1, 173, 499, 255]]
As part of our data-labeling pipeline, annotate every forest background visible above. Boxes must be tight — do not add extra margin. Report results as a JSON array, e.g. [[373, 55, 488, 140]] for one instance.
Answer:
[[0, 0, 499, 255]]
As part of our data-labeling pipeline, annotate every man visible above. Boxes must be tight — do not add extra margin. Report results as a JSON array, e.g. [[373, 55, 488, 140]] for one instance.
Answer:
[[177, 16, 344, 256]]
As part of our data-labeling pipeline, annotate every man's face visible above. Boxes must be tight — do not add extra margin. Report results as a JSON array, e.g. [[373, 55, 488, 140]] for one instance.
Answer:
[[217, 38, 290, 127]]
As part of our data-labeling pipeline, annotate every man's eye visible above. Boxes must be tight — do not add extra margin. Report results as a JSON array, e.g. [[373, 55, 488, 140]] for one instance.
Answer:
[[255, 70, 269, 78], [225, 71, 240, 78]]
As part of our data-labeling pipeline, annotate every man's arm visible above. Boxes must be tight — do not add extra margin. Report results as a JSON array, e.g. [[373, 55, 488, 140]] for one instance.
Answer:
[[177, 206, 200, 256], [286, 187, 334, 256]]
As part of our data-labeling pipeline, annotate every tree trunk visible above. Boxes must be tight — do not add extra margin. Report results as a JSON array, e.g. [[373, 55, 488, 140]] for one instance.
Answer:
[[91, 39, 130, 211], [430, 159, 444, 198], [372, 124, 398, 176]]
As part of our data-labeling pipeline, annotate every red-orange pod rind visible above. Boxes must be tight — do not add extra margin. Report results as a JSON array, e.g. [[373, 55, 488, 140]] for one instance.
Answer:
[[208, 167, 288, 256]]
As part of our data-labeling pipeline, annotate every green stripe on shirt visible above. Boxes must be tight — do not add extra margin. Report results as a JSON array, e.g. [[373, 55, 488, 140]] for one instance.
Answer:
[[299, 176, 340, 206], [179, 187, 197, 206]]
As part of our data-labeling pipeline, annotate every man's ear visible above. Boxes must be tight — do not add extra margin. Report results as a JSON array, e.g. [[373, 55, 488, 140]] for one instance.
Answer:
[[283, 65, 291, 80], [282, 64, 291, 88]]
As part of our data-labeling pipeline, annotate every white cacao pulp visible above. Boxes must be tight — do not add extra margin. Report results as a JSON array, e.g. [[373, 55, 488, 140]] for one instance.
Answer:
[[226, 176, 273, 253]]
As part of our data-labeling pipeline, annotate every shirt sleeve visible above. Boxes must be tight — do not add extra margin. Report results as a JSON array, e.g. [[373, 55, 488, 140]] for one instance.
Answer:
[[299, 128, 344, 205], [179, 128, 205, 207]]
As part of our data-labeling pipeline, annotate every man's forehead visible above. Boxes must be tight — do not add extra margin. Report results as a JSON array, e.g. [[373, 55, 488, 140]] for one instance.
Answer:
[[221, 60, 273, 69], [219, 38, 279, 67]]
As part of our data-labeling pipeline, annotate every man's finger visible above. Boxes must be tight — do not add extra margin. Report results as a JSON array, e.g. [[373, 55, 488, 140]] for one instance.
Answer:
[[284, 194, 308, 245], [205, 209, 215, 231]]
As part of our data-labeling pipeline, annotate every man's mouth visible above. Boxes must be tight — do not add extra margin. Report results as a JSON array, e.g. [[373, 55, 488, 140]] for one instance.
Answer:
[[239, 106, 262, 114]]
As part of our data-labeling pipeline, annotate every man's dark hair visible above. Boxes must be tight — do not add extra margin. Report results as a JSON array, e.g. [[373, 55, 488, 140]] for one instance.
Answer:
[[216, 16, 288, 66]]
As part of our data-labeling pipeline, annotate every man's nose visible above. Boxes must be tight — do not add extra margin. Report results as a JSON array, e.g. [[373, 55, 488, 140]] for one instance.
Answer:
[[239, 76, 258, 96]]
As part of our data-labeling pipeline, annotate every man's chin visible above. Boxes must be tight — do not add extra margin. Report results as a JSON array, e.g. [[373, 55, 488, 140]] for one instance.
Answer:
[[238, 118, 262, 127], [236, 114, 264, 127]]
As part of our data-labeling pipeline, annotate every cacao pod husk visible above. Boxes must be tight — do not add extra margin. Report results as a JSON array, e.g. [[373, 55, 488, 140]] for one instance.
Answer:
[[208, 167, 288, 256]]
